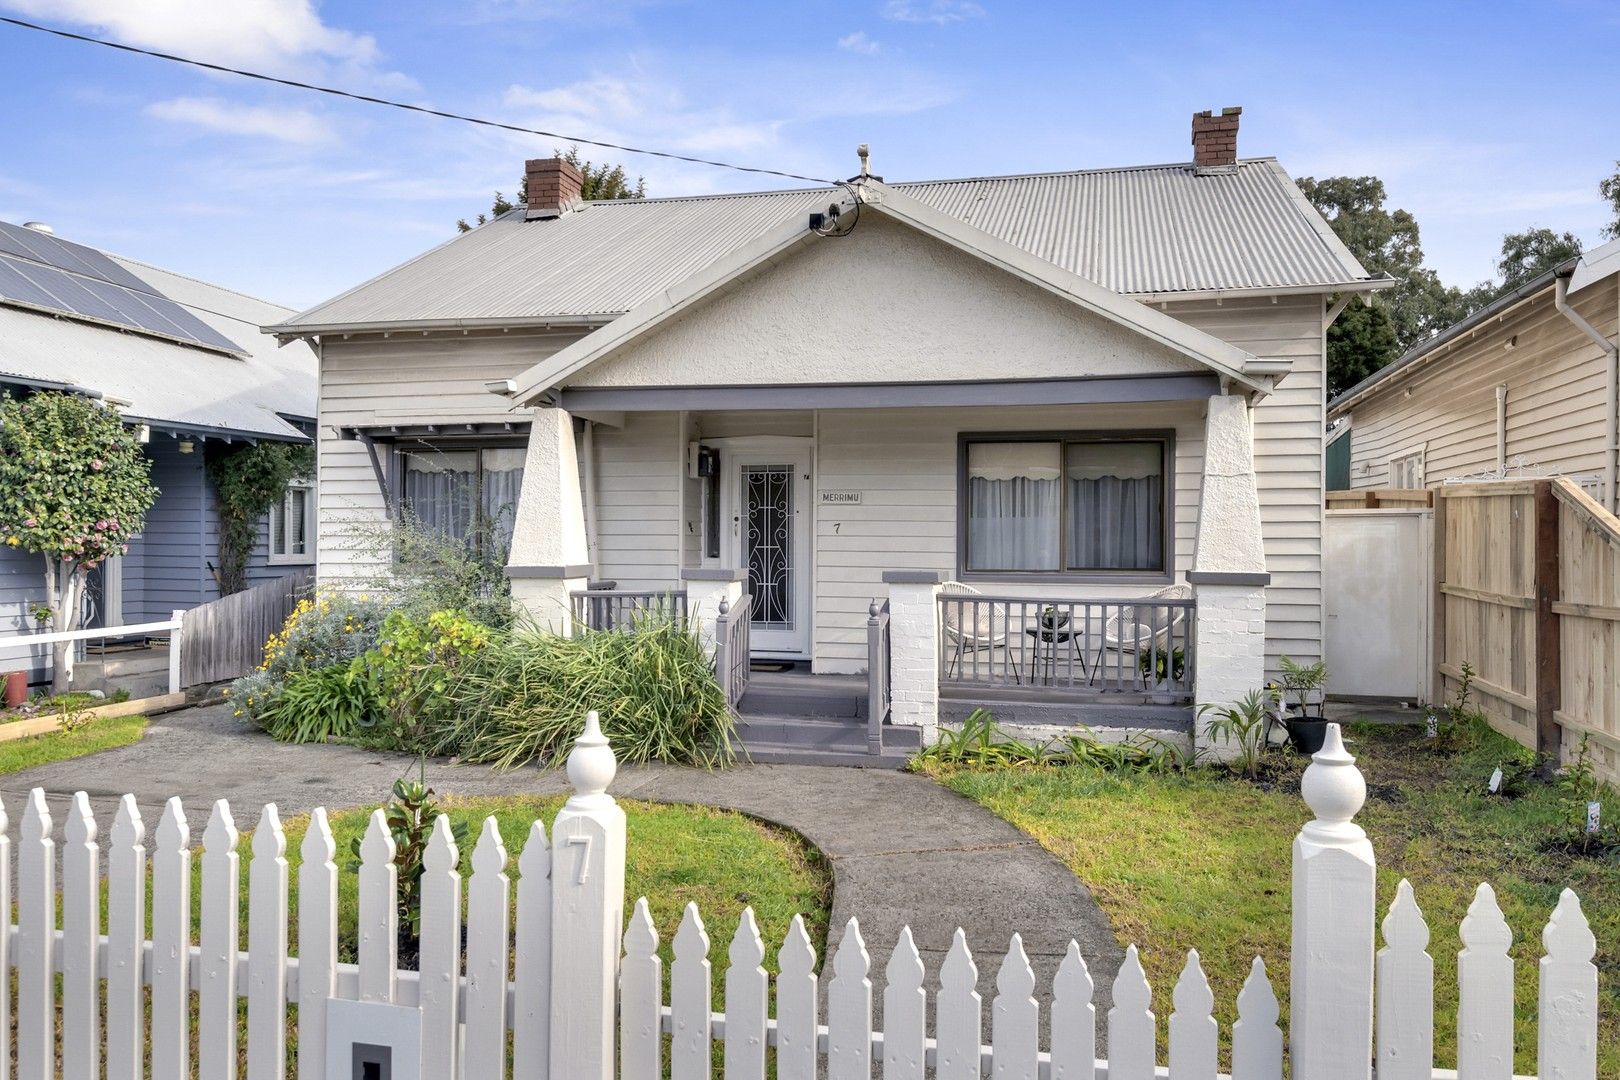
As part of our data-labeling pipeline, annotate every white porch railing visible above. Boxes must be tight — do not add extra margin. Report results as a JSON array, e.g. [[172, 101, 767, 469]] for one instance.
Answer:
[[0, 611, 184, 695], [0, 716, 1601, 1079]]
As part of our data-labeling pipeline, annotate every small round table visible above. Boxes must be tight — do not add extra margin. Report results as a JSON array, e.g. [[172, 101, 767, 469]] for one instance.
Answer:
[[1024, 624, 1088, 686]]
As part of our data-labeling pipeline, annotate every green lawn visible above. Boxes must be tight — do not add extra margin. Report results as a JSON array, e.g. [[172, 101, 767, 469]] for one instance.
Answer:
[[0, 714, 147, 775], [925, 722, 1619, 1075], [186, 794, 832, 989]]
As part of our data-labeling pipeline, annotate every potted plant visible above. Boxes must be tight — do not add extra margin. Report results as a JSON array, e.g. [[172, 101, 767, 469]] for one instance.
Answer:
[[1277, 655, 1329, 753], [1038, 605, 1070, 631], [1138, 647, 1186, 701]]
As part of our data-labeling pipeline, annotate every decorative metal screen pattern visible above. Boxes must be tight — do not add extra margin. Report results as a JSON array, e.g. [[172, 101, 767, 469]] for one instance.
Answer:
[[742, 464, 793, 628]]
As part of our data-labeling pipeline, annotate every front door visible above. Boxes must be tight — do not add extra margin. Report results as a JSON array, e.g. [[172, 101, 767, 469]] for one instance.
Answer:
[[726, 448, 812, 658]]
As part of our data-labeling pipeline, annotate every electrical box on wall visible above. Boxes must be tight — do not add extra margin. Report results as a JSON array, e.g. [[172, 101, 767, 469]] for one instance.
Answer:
[[688, 442, 719, 479]]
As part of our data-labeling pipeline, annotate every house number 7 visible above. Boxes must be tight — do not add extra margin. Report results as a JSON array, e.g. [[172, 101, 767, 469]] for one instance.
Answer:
[[567, 836, 593, 885]]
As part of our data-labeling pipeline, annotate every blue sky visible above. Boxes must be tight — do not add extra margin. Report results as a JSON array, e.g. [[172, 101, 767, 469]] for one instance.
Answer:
[[1, 1, 1616, 311]]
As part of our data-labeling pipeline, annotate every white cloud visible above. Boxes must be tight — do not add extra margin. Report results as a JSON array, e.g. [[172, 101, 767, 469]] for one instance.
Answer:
[[838, 31, 882, 55], [504, 76, 784, 159], [881, 0, 984, 25], [0, 0, 404, 82], [146, 96, 336, 144]]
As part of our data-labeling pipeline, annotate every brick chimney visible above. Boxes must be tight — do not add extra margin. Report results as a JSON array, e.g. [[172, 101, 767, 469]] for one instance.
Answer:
[[1191, 107, 1242, 173], [525, 156, 585, 220]]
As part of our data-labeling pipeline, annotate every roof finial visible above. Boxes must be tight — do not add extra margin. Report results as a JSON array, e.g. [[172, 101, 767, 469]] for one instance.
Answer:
[[857, 143, 871, 180]]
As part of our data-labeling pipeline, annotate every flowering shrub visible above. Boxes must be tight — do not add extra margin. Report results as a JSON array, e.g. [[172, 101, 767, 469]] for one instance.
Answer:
[[361, 610, 491, 752], [0, 391, 158, 690], [227, 591, 388, 727]]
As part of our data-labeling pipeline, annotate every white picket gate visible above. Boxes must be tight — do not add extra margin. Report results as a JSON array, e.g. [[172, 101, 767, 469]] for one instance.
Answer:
[[0, 715, 1603, 1080]]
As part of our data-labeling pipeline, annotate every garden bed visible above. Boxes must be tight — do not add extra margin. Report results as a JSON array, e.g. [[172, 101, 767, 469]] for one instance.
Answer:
[[920, 720, 1620, 1075]]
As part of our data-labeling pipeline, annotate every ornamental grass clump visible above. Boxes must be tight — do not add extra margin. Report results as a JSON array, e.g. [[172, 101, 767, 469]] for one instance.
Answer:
[[442, 615, 733, 769]]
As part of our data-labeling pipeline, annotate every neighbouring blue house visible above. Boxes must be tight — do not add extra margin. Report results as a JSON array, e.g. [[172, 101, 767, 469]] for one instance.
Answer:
[[0, 218, 317, 689]]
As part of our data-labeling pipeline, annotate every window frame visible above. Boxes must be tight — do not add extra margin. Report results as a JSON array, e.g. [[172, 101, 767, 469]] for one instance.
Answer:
[[266, 479, 314, 566], [955, 429, 1175, 585], [389, 436, 529, 552], [1387, 445, 1426, 490]]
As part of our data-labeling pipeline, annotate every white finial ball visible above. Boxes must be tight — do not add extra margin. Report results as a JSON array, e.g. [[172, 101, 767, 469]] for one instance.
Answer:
[[566, 710, 617, 800], [1300, 723, 1366, 826]]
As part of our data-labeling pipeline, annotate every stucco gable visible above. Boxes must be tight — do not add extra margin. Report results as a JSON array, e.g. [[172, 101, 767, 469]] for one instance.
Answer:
[[569, 214, 1204, 389]]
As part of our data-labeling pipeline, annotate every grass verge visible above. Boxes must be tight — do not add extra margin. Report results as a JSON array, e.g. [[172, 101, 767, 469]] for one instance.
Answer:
[[0, 714, 147, 775], [923, 721, 1619, 1075]]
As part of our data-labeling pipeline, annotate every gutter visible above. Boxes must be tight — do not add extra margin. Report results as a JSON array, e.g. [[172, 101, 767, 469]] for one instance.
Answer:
[[1554, 274, 1619, 513]]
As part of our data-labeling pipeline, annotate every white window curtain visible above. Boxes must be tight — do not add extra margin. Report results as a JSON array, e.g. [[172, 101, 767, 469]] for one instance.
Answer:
[[1066, 442, 1163, 570], [401, 445, 526, 552], [966, 442, 1062, 570], [269, 482, 311, 559]]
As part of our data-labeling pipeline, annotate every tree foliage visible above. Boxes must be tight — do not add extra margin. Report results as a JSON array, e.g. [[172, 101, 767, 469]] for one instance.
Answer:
[[456, 146, 646, 232], [1601, 161, 1620, 242], [0, 391, 158, 690], [1492, 227, 1583, 291], [206, 440, 314, 595], [1297, 175, 1471, 396]]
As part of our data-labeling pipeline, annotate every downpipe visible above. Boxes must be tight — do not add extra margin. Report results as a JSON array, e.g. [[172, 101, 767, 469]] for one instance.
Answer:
[[1554, 274, 1619, 513]]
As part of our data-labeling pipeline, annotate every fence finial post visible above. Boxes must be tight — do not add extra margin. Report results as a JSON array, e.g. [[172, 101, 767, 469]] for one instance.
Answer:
[[1291, 722, 1376, 1080], [550, 710, 627, 1080]]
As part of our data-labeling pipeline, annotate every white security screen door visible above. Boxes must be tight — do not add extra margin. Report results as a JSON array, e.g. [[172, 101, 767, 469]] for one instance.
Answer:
[[725, 448, 812, 658]]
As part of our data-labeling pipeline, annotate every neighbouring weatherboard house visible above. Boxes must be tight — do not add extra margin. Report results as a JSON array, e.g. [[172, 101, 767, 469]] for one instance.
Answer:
[[273, 108, 1386, 759], [0, 218, 317, 691], [1328, 236, 1620, 511]]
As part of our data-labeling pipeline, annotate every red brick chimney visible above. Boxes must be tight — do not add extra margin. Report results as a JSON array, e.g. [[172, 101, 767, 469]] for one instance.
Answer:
[[525, 156, 585, 220], [1191, 107, 1242, 173]]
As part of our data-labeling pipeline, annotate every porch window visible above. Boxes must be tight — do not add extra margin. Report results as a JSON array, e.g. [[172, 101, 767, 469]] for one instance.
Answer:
[[267, 481, 312, 564], [962, 435, 1168, 577], [398, 443, 526, 552]]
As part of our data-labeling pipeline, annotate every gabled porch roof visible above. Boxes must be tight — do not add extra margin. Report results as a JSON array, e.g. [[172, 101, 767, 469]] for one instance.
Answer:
[[506, 180, 1273, 407]]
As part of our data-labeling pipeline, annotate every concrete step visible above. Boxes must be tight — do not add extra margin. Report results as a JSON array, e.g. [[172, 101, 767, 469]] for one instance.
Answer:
[[736, 683, 867, 720], [734, 714, 922, 769]]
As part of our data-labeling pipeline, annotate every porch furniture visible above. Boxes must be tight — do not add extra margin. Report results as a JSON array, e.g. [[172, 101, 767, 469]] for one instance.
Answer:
[[939, 581, 1022, 684], [1093, 583, 1193, 687], [1023, 624, 1088, 685]]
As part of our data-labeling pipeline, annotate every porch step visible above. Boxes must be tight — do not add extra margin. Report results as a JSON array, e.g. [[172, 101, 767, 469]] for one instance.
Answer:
[[733, 714, 921, 769], [737, 681, 867, 720]]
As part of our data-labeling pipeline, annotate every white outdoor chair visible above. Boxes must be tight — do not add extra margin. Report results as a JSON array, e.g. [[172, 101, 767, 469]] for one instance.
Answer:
[[939, 580, 1022, 683], [1095, 583, 1193, 686]]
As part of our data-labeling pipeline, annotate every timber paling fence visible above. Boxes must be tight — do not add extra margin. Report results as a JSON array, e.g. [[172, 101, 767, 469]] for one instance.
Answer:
[[0, 717, 1601, 1080], [179, 567, 314, 688]]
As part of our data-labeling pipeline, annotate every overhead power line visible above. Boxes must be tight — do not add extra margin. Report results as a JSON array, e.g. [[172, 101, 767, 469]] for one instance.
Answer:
[[0, 15, 838, 187]]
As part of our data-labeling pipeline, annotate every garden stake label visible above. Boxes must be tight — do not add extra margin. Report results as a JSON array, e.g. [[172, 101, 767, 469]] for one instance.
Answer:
[[1587, 801, 1602, 835], [1488, 767, 1502, 794], [1425, 712, 1438, 738]]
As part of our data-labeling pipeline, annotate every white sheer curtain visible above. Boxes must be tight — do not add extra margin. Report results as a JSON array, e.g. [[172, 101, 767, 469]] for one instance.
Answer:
[[966, 442, 1062, 570], [1067, 442, 1163, 570], [401, 445, 526, 553]]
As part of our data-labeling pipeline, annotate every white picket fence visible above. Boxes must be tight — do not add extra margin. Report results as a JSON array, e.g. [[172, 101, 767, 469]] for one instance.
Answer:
[[0, 716, 1602, 1080]]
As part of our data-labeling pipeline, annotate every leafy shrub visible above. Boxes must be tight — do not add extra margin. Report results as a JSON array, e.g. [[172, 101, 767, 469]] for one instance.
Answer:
[[1138, 647, 1187, 684], [227, 591, 389, 727], [344, 511, 515, 630], [1424, 660, 1489, 752], [914, 708, 1188, 773], [438, 615, 733, 769], [262, 661, 379, 743], [361, 610, 492, 752], [1198, 688, 1275, 779], [346, 766, 468, 966]]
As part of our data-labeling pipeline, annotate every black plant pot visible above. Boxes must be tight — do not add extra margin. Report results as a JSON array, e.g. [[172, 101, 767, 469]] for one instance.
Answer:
[[1283, 716, 1329, 754]]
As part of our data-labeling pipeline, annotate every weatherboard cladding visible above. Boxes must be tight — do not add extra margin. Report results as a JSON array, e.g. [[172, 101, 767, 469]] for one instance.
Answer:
[[279, 159, 1373, 330]]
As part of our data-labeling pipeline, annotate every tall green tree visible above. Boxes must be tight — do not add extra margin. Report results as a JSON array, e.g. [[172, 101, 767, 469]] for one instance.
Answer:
[[0, 392, 158, 692], [1493, 227, 1583, 291], [1297, 175, 1469, 396], [457, 146, 646, 232], [1600, 161, 1620, 241]]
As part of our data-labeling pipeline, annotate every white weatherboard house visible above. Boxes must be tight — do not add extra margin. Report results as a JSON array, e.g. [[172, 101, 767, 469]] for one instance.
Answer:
[[273, 110, 1384, 760]]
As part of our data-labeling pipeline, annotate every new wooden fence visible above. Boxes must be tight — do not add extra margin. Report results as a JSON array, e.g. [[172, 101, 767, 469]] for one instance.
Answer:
[[0, 714, 1602, 1079], [1327, 487, 1436, 510], [179, 567, 314, 688], [1434, 479, 1620, 782]]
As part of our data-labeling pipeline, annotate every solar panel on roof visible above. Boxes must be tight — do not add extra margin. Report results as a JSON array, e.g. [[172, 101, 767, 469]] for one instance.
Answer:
[[0, 221, 244, 355]]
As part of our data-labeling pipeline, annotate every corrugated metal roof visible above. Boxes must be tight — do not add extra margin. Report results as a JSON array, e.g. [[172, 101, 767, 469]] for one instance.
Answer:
[[0, 245, 317, 440], [278, 158, 1375, 332]]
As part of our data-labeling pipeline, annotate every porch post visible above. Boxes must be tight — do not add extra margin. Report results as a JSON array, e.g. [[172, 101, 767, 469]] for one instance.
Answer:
[[882, 570, 943, 743], [683, 569, 744, 657], [507, 406, 591, 632], [1188, 394, 1270, 758]]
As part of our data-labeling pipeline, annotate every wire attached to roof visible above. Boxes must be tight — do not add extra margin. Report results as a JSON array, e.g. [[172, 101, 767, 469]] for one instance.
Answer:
[[0, 15, 839, 187]]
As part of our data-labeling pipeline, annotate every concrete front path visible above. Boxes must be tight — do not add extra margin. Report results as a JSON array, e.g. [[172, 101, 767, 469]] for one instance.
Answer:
[[2, 703, 1124, 1036]]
